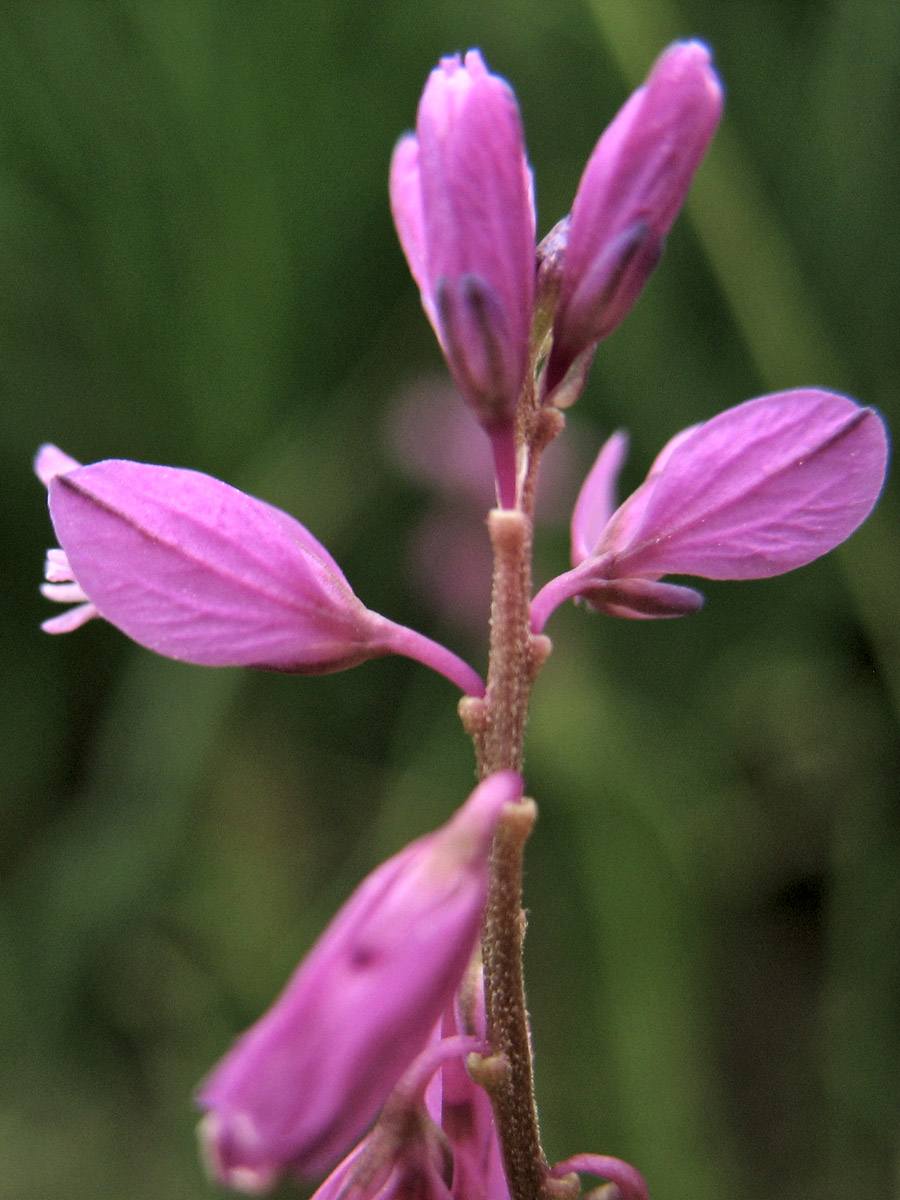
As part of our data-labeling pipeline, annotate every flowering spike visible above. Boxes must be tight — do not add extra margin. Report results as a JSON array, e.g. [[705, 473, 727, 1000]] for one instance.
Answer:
[[390, 49, 536, 506], [197, 771, 523, 1187], [36, 447, 484, 696], [544, 41, 723, 399], [531, 391, 888, 629]]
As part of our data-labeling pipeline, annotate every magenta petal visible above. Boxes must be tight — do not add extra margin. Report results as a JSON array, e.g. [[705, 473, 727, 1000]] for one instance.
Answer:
[[588, 423, 699, 560], [39, 452, 483, 693], [35, 443, 81, 485], [198, 771, 523, 1185], [581, 576, 705, 620], [530, 560, 703, 631], [615, 390, 889, 580], [440, 972, 510, 1200], [571, 431, 629, 564], [40, 600, 100, 635], [47, 459, 390, 673], [545, 41, 722, 395], [390, 135, 435, 328], [416, 51, 535, 387], [393, 50, 535, 500]]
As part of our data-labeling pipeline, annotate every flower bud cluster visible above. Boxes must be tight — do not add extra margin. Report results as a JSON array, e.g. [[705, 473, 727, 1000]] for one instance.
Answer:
[[391, 42, 722, 504]]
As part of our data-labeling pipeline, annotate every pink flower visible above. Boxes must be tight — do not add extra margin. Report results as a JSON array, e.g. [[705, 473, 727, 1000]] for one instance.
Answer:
[[197, 771, 523, 1189], [542, 41, 723, 401], [391, 43, 723, 491], [35, 445, 484, 696], [390, 50, 536, 507], [530, 390, 889, 628]]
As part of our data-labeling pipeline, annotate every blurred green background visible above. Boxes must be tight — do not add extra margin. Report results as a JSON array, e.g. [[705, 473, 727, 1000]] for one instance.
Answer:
[[2, 2, 898, 1198]]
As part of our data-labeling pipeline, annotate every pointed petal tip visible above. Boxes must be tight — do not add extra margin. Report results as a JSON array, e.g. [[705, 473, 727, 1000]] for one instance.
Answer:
[[35, 444, 81, 487], [462, 47, 489, 73], [657, 37, 723, 94]]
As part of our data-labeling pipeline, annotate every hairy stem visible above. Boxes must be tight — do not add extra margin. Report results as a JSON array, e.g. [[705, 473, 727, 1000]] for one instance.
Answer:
[[478, 799, 548, 1200], [477, 508, 535, 776], [458, 423, 561, 1199]]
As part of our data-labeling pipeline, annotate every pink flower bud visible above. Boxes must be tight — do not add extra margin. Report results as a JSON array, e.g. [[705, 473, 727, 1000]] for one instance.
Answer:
[[531, 390, 889, 627], [390, 50, 536, 507], [543, 41, 723, 400], [197, 771, 523, 1189], [35, 446, 484, 696]]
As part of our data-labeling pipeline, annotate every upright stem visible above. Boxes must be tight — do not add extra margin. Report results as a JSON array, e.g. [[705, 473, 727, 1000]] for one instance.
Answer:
[[478, 798, 549, 1200], [459, 460, 564, 1200]]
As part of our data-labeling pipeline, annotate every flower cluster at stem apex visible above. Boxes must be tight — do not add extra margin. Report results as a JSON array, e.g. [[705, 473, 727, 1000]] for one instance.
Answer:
[[35, 41, 886, 689], [391, 42, 722, 506], [390, 42, 887, 615]]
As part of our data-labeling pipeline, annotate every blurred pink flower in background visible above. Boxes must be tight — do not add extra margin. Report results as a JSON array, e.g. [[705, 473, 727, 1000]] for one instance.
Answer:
[[386, 378, 582, 637]]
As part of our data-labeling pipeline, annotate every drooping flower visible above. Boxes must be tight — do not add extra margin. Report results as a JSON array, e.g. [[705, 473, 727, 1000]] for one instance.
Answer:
[[390, 50, 536, 507], [541, 41, 723, 402], [35, 445, 484, 696], [197, 771, 523, 1190], [530, 390, 889, 628]]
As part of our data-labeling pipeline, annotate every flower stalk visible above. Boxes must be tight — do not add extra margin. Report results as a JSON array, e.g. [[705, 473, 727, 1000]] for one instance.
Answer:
[[459, 449, 561, 1198], [474, 797, 550, 1200]]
